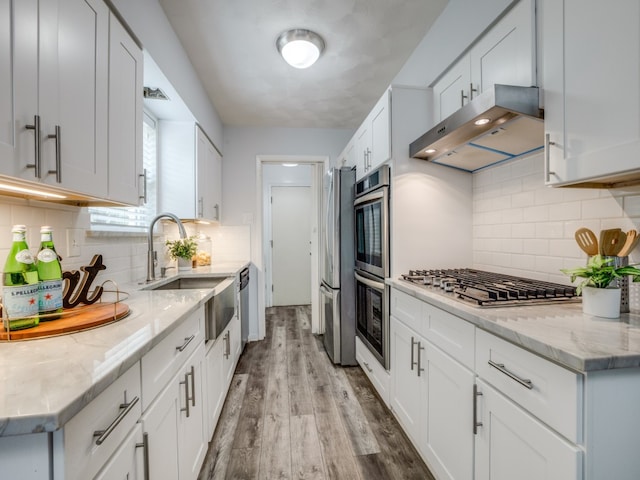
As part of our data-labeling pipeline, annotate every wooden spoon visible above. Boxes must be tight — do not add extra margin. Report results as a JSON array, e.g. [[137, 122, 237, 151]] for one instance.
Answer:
[[574, 228, 599, 256], [618, 229, 639, 257], [599, 228, 623, 256]]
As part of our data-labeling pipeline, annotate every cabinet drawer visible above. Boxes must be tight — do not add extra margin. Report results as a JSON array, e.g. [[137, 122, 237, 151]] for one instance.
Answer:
[[54, 361, 142, 480], [423, 303, 475, 370], [356, 336, 390, 406], [141, 307, 204, 409], [390, 288, 424, 334], [476, 329, 582, 443]]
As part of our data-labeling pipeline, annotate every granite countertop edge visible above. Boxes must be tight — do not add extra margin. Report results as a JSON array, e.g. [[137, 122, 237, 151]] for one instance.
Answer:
[[387, 278, 640, 373], [0, 261, 249, 437]]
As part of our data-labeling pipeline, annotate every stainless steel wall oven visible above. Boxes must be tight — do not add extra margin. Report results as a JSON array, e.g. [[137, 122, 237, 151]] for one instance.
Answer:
[[354, 165, 390, 369]]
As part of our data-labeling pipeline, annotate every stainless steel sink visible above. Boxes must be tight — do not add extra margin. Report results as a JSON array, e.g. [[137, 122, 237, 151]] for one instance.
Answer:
[[146, 277, 225, 290]]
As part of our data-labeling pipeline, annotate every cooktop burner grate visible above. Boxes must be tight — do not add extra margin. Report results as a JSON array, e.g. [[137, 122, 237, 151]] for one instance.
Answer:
[[400, 268, 579, 307]]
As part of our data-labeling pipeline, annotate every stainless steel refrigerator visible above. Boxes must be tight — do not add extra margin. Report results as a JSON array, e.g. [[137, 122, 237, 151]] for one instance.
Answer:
[[320, 166, 356, 365]]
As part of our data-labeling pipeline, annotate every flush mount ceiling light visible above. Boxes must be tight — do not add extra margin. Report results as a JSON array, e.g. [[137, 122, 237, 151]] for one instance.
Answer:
[[276, 29, 325, 69]]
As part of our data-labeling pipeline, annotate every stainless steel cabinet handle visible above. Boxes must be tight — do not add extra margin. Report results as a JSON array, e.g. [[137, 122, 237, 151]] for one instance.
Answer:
[[417, 341, 425, 377], [198, 197, 203, 217], [47, 125, 61, 183], [469, 83, 478, 100], [363, 361, 373, 373], [189, 365, 195, 407], [460, 89, 468, 107], [214, 203, 220, 221], [93, 395, 140, 445], [139, 168, 148, 203], [180, 372, 190, 417], [488, 360, 533, 390], [224, 331, 230, 359], [176, 334, 195, 352], [25, 115, 41, 178], [544, 133, 556, 182], [410, 336, 417, 371], [473, 384, 483, 434], [136, 432, 150, 480]]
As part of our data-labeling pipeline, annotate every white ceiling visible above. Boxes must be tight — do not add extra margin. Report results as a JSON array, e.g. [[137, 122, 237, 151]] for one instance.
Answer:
[[156, 0, 449, 129]]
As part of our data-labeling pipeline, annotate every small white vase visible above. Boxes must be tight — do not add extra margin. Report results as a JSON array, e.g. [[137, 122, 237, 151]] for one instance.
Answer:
[[177, 257, 192, 272], [581, 286, 621, 319]]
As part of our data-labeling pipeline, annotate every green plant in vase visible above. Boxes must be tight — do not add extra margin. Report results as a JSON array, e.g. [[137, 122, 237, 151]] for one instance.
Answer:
[[561, 254, 640, 294], [165, 236, 198, 268]]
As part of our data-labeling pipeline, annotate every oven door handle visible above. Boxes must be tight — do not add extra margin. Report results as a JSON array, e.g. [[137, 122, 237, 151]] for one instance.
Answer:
[[354, 271, 385, 291], [354, 188, 385, 206]]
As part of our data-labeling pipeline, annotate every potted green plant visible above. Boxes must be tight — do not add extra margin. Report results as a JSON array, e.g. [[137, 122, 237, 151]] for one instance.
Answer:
[[561, 254, 640, 318], [165, 236, 198, 271]]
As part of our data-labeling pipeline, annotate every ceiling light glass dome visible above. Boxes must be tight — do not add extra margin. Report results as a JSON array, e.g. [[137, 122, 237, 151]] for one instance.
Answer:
[[276, 29, 325, 69]]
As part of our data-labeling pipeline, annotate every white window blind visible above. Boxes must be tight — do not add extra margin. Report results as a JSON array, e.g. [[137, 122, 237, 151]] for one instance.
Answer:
[[89, 113, 158, 231]]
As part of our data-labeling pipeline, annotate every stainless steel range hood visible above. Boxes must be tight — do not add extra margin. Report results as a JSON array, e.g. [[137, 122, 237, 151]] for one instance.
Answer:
[[410, 85, 544, 172]]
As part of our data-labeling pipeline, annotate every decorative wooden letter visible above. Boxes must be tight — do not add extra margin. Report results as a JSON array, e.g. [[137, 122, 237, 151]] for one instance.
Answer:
[[62, 254, 107, 308]]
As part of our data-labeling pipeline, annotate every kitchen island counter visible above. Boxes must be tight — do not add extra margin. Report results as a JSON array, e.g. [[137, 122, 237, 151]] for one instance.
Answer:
[[0, 261, 248, 437], [389, 278, 640, 373]]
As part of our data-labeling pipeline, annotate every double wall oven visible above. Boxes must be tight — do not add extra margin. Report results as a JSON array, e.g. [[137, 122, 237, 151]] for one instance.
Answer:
[[354, 165, 390, 369]]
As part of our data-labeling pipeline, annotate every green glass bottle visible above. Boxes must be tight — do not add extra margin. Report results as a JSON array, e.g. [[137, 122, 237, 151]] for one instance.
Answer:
[[36, 226, 63, 320], [2, 225, 39, 330]]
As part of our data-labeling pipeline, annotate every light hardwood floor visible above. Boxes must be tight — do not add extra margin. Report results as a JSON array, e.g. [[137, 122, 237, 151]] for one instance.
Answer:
[[197, 306, 435, 480]]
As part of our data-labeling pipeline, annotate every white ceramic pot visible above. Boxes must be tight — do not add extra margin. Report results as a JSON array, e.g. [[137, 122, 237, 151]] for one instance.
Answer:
[[581, 286, 621, 318], [177, 257, 192, 272]]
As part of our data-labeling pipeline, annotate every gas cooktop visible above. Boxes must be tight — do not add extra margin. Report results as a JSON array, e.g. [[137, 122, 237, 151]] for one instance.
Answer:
[[400, 268, 580, 308]]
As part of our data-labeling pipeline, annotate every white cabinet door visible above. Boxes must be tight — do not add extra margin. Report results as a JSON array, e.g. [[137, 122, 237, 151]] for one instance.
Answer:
[[432, 58, 471, 123], [543, 0, 640, 186], [421, 343, 475, 480], [389, 316, 424, 444], [94, 424, 144, 480], [196, 127, 222, 222], [355, 124, 370, 180], [107, 12, 143, 206], [474, 380, 582, 480], [369, 90, 391, 171], [0, 0, 39, 179], [205, 336, 225, 440], [470, 0, 535, 95], [141, 380, 181, 480], [211, 145, 222, 222], [41, 0, 109, 196], [178, 343, 208, 480]]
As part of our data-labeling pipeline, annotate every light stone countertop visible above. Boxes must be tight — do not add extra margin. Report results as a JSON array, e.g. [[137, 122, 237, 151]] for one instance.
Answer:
[[389, 278, 640, 373], [0, 260, 249, 437]]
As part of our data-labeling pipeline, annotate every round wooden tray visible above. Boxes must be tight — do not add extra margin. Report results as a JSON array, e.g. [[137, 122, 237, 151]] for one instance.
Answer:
[[1, 302, 130, 341]]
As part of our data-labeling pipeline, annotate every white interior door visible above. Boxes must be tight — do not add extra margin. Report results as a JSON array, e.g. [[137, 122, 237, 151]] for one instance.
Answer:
[[271, 186, 312, 306]]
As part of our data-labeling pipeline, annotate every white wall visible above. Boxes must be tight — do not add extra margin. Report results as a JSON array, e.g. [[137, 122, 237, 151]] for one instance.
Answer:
[[472, 153, 640, 309]]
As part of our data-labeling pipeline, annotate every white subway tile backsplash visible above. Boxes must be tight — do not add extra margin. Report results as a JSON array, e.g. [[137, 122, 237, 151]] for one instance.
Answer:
[[511, 191, 536, 208], [624, 195, 640, 217], [535, 222, 564, 239], [548, 201, 581, 221], [582, 196, 624, 219], [523, 239, 548, 256], [512, 223, 536, 238], [523, 204, 549, 222]]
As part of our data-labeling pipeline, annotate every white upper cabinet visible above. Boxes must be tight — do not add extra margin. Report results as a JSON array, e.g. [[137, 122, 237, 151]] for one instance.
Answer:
[[159, 122, 222, 222], [355, 89, 391, 180], [433, 0, 536, 123], [0, 0, 142, 204], [543, 0, 640, 187], [108, 12, 143, 206]]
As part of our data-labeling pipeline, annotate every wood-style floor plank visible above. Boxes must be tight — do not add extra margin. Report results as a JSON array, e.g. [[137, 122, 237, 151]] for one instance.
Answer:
[[199, 305, 435, 480], [290, 414, 326, 480]]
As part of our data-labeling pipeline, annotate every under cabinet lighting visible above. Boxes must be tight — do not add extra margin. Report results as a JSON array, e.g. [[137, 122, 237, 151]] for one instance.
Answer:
[[0, 182, 67, 199], [474, 118, 491, 126]]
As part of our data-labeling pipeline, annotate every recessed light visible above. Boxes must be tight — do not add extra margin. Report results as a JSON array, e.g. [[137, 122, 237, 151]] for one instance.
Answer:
[[474, 118, 491, 126], [424, 148, 436, 154]]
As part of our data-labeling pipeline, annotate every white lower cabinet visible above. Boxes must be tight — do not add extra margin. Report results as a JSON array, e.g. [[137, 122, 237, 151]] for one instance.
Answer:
[[141, 340, 207, 480], [390, 315, 474, 480], [94, 423, 144, 480], [355, 335, 391, 406], [474, 379, 582, 480]]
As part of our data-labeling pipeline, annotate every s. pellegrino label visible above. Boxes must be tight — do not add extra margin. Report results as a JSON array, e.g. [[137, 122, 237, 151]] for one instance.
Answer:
[[3, 225, 39, 330], [37, 227, 63, 319]]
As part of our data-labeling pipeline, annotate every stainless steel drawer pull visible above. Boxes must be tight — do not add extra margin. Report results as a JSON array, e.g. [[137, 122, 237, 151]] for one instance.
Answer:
[[136, 432, 150, 480], [176, 334, 195, 352], [410, 336, 417, 371], [48, 125, 61, 183], [224, 331, 230, 359], [363, 361, 373, 373], [460, 89, 468, 107], [180, 372, 191, 417], [473, 384, 483, 434], [488, 360, 533, 390], [417, 341, 425, 377], [139, 168, 148, 203], [545, 133, 556, 182], [189, 365, 196, 407], [25, 115, 41, 178], [93, 395, 140, 445]]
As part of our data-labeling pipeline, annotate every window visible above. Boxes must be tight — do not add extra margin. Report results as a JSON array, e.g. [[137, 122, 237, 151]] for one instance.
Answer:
[[89, 112, 158, 231]]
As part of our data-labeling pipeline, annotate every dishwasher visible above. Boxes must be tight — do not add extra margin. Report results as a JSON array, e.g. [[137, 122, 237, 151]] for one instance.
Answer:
[[239, 267, 250, 350]]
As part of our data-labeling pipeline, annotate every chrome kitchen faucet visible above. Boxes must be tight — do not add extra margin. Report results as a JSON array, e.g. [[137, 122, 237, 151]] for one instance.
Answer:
[[146, 212, 187, 282]]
